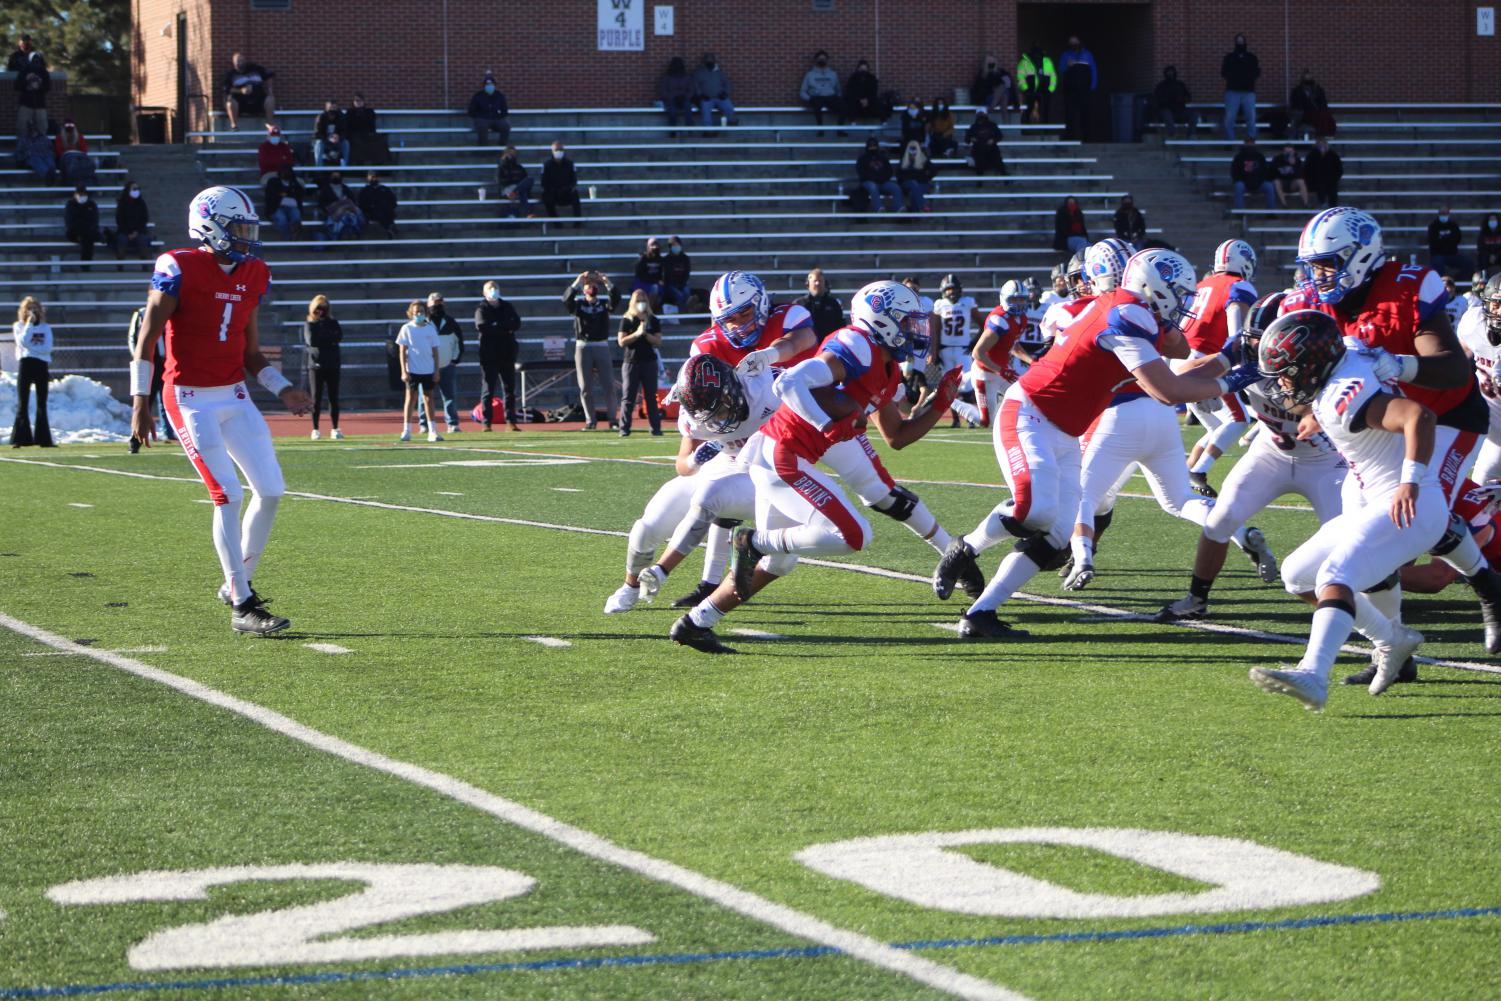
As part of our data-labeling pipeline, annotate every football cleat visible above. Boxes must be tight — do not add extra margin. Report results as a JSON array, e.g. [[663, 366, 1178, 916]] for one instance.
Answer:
[[231, 592, 290, 636], [638, 565, 666, 601], [1242, 526, 1279, 583], [310, 429, 321, 440], [670, 614, 735, 654], [933, 539, 979, 600], [1153, 594, 1208, 623], [1467, 567, 1501, 654], [331, 429, 344, 440], [398, 429, 411, 442], [957, 609, 1028, 640], [603, 582, 639, 614], [427, 431, 444, 443], [1343, 658, 1417, 686], [1249, 665, 1328, 711], [1057, 556, 1073, 579], [730, 527, 763, 601], [1189, 472, 1218, 499], [1370, 626, 1424, 696], [1061, 560, 1095, 591], [957, 559, 986, 599], [217, 580, 254, 606], [672, 580, 719, 608]]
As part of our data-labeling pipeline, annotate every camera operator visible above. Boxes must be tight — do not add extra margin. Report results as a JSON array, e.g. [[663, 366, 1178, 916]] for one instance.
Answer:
[[563, 270, 620, 429]]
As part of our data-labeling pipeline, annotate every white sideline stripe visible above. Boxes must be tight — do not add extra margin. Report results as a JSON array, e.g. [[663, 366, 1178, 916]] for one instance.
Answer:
[[436, 491, 465, 496], [729, 628, 786, 640], [0, 611, 1019, 1001], [930, 622, 963, 633], [67, 502, 94, 508], [304, 642, 352, 655], [22, 644, 168, 658], [553, 487, 583, 493], [4, 455, 1495, 675], [524, 635, 573, 648]]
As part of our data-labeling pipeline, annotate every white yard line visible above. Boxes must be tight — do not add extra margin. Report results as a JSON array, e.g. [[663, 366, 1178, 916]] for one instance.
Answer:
[[729, 628, 787, 640], [304, 642, 352, 655], [66, 502, 94, 509], [0, 611, 1022, 1001], [523, 635, 573, 648]]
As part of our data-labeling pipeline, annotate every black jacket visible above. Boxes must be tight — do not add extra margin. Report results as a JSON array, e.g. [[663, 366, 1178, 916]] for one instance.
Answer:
[[1230, 147, 1268, 187], [1428, 218, 1462, 255], [1053, 204, 1088, 253], [264, 175, 304, 216], [1303, 147, 1343, 191], [428, 307, 465, 364], [467, 88, 509, 118], [619, 313, 661, 365], [564, 284, 620, 341], [1113, 206, 1146, 244], [1289, 81, 1327, 114], [856, 149, 894, 184], [1153, 75, 1191, 112], [795, 292, 846, 338], [497, 156, 529, 191], [1220, 48, 1260, 91], [303, 317, 343, 369], [344, 106, 377, 136], [64, 197, 99, 236], [635, 252, 665, 284], [358, 182, 397, 227], [845, 70, 879, 109], [1479, 226, 1501, 271], [475, 299, 522, 361], [12, 50, 49, 109], [541, 156, 578, 197], [115, 195, 150, 235], [663, 251, 691, 288], [314, 109, 345, 140]]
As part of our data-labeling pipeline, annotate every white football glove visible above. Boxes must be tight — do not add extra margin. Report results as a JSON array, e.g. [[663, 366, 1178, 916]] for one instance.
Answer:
[[1469, 481, 1501, 520], [736, 347, 779, 379], [1369, 347, 1421, 385], [638, 564, 666, 601]]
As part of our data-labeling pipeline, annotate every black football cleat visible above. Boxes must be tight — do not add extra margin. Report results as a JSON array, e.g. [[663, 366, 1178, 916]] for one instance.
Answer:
[[231, 592, 290, 636], [672, 579, 720, 608], [1189, 471, 1218, 499], [1153, 595, 1209, 623], [730, 527, 763, 601], [933, 539, 979, 600], [957, 609, 1027, 640], [1342, 657, 1418, 686], [956, 557, 986, 599], [1467, 567, 1501, 654], [670, 614, 735, 654]]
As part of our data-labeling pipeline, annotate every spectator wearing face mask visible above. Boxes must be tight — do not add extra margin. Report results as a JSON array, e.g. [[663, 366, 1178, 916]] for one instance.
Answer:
[[1016, 45, 1056, 124], [633, 237, 667, 308], [264, 164, 304, 239], [1230, 136, 1275, 211], [358, 171, 398, 238], [316, 171, 364, 240], [1220, 34, 1260, 140], [659, 56, 693, 133], [896, 140, 935, 213], [661, 236, 693, 311], [541, 140, 582, 220], [64, 184, 98, 261], [303, 295, 344, 440], [1479, 214, 1501, 273], [617, 290, 663, 437], [10, 34, 50, 140], [564, 270, 620, 430], [856, 137, 899, 213], [899, 100, 928, 145], [1053, 196, 1089, 257], [1058, 36, 1097, 142], [10, 296, 53, 448], [926, 99, 957, 158], [844, 59, 882, 124], [1112, 194, 1145, 245], [114, 181, 150, 259], [257, 125, 294, 184], [966, 109, 1004, 176], [1426, 207, 1467, 278], [418, 291, 465, 435], [313, 100, 349, 166], [693, 53, 736, 127], [475, 281, 522, 431], [800, 51, 842, 127], [1270, 144, 1309, 207], [344, 93, 385, 165], [1302, 136, 1342, 207], [795, 268, 845, 338], [396, 300, 442, 443], [1153, 66, 1196, 138], [468, 74, 510, 146], [496, 145, 535, 218]]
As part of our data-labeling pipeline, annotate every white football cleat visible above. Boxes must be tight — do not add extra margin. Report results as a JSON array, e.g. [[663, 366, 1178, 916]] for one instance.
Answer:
[[1153, 594, 1208, 623], [331, 428, 344, 440], [1242, 526, 1279, 584], [603, 582, 640, 614], [1062, 560, 1095, 591], [1370, 626, 1424, 696], [1249, 665, 1328, 712], [428, 431, 444, 443], [638, 565, 666, 601], [398, 429, 411, 442], [310, 429, 321, 440]]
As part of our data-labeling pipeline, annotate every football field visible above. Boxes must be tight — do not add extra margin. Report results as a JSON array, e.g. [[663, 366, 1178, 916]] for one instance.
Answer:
[[3, 429, 1500, 1001]]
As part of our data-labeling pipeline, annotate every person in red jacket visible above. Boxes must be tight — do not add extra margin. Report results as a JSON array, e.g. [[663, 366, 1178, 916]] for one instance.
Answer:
[[257, 125, 294, 184]]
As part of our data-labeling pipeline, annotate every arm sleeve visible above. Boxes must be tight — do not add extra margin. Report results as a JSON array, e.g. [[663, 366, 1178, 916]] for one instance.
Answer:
[[773, 357, 838, 430], [1415, 269, 1449, 325]]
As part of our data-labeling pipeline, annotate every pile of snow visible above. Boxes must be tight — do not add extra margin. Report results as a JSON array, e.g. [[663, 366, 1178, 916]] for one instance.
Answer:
[[0, 370, 133, 444]]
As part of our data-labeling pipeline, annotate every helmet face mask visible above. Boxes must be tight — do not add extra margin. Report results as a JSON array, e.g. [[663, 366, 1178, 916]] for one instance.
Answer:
[[679, 354, 747, 435], [1482, 272, 1501, 346], [189, 186, 261, 262], [1066, 252, 1089, 296], [1122, 249, 1198, 332], [710, 271, 770, 348], [1296, 207, 1384, 306], [1084, 238, 1132, 293], [1000, 279, 1028, 316], [1256, 309, 1346, 408], [852, 280, 928, 361]]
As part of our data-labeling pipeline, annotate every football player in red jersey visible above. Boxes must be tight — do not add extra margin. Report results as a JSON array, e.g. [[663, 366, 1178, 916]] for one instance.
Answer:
[[968, 280, 1030, 427], [1284, 206, 1501, 669], [1180, 239, 1259, 497], [129, 186, 310, 636]]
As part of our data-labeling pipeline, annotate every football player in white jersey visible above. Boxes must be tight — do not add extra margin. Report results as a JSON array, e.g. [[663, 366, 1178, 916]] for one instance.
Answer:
[[931, 274, 984, 372], [1457, 273, 1501, 482], [1249, 311, 1445, 710]]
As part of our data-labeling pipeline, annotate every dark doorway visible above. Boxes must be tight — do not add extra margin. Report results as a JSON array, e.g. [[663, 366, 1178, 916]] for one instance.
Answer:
[[175, 12, 188, 141], [1017, 3, 1154, 142]]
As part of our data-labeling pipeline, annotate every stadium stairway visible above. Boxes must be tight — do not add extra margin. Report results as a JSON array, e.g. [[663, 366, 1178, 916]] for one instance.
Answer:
[[1076, 143, 1230, 267], [116, 145, 206, 247]]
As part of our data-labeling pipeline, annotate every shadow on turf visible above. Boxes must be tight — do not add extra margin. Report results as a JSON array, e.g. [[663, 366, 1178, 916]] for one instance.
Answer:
[[1345, 711, 1501, 719]]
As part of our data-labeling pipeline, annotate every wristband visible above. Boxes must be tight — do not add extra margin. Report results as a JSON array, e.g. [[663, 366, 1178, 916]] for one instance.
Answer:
[[1214, 376, 1230, 395], [129, 359, 153, 397], [1396, 354, 1420, 384], [256, 365, 293, 395], [1400, 459, 1426, 485]]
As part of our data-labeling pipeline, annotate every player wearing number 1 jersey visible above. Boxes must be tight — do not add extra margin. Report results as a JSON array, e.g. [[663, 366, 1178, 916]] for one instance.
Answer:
[[129, 186, 311, 636]]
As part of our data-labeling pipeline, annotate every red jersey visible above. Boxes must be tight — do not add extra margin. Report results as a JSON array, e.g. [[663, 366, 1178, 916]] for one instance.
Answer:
[[151, 247, 272, 388], [1018, 289, 1163, 437], [1282, 261, 1481, 425], [1181, 271, 1257, 354], [976, 307, 1028, 374], [1452, 479, 1501, 566], [764, 326, 903, 462], [690, 302, 816, 368]]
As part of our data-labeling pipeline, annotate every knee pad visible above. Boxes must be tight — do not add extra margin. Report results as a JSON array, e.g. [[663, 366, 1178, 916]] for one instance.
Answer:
[[711, 516, 743, 529], [763, 553, 799, 576], [1015, 535, 1067, 570], [1092, 507, 1114, 540], [1429, 513, 1469, 557], [1363, 570, 1402, 594], [872, 485, 920, 522]]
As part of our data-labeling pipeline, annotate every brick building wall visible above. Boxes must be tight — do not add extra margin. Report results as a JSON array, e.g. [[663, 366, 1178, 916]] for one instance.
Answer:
[[132, 0, 1500, 128]]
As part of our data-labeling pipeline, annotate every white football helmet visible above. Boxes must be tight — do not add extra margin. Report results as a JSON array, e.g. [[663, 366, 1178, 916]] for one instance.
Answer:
[[1212, 239, 1257, 280], [709, 270, 770, 348], [851, 280, 929, 360], [1122, 249, 1198, 330], [1295, 207, 1385, 305], [188, 185, 261, 262], [1084, 238, 1133, 293], [999, 279, 1029, 317]]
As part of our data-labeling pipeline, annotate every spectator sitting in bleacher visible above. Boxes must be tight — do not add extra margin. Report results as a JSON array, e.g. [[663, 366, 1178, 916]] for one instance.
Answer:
[[264, 164, 305, 239], [10, 33, 50, 140], [972, 56, 1018, 122], [358, 171, 398, 238], [13, 122, 55, 182], [53, 119, 94, 185], [1016, 45, 1056, 124], [1289, 70, 1334, 139], [344, 93, 384, 164], [900, 99, 928, 146], [632, 237, 667, 308], [63, 184, 98, 261], [966, 109, 1004, 176], [856, 137, 900, 213], [1053, 196, 1089, 257], [223, 52, 276, 131], [1220, 35, 1259, 140], [1230, 136, 1275, 211], [114, 181, 150, 260], [1303, 135, 1342, 207], [693, 53, 736, 128], [844, 59, 882, 124], [313, 101, 350, 167], [257, 125, 293, 184], [541, 140, 582, 220], [564, 270, 621, 430], [662, 235, 695, 313], [1426, 207, 1468, 277], [659, 57, 694, 133], [897, 140, 935, 213], [1480, 214, 1501, 274], [800, 51, 842, 128], [926, 99, 957, 158], [1269, 143, 1309, 207], [468, 73, 511, 146], [315, 171, 364, 241], [496, 146, 535, 217], [797, 268, 846, 337], [1153, 66, 1196, 139], [1112, 194, 1145, 245]]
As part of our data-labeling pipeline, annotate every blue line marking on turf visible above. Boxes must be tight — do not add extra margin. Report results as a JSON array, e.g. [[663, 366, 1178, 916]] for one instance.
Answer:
[[4, 905, 1497, 997]]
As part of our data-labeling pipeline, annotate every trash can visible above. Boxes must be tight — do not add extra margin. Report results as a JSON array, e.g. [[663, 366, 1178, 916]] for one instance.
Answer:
[[135, 108, 168, 144], [1110, 92, 1139, 143]]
